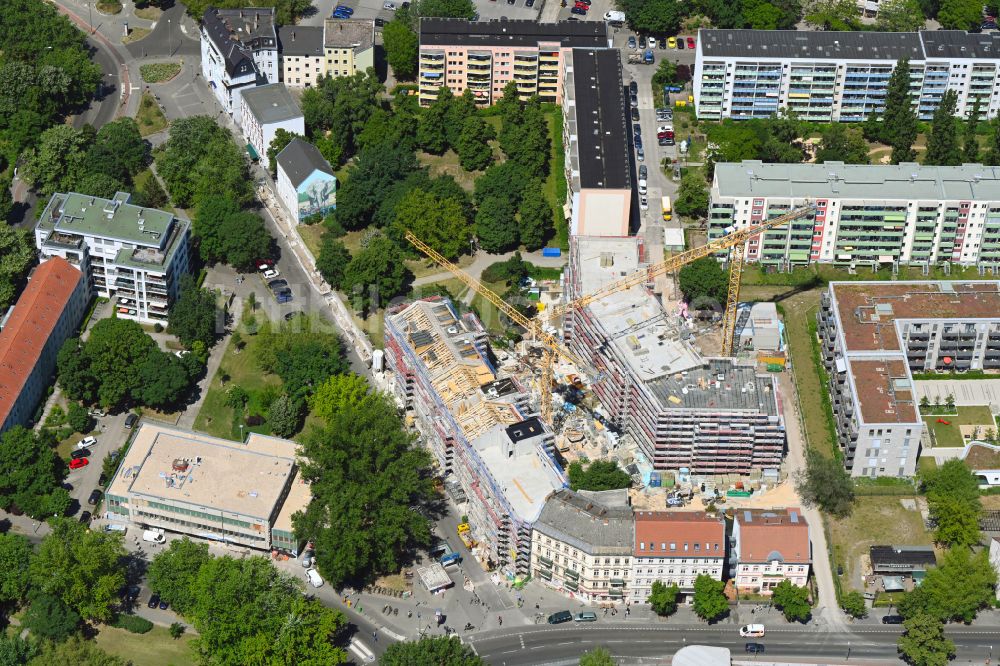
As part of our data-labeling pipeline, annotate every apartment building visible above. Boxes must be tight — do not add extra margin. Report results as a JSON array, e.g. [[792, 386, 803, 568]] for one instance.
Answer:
[[417, 18, 609, 106], [564, 236, 786, 474], [200, 7, 278, 118], [323, 19, 375, 78], [384, 297, 565, 575], [531, 489, 634, 603], [819, 280, 1000, 476], [240, 83, 305, 161], [105, 423, 310, 555], [631, 511, 727, 603], [562, 48, 632, 238], [275, 138, 337, 223], [733, 508, 811, 594], [35, 192, 191, 325], [709, 162, 1000, 270], [694, 29, 1000, 122], [0, 258, 88, 435], [278, 26, 324, 87]]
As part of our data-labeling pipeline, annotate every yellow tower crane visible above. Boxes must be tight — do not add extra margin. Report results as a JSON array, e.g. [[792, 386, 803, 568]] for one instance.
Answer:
[[546, 203, 817, 355], [405, 231, 595, 426]]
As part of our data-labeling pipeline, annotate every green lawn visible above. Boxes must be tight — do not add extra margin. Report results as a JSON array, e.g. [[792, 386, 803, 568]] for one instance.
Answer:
[[123, 27, 151, 44], [417, 150, 478, 191], [298, 223, 325, 259], [95, 625, 196, 666], [922, 405, 995, 447], [137, 92, 168, 137], [140, 62, 182, 84], [828, 496, 934, 593]]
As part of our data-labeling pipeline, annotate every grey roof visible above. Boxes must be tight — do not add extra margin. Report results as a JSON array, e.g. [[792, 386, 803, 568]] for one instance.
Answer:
[[420, 18, 608, 49], [202, 7, 277, 78], [577, 488, 630, 508], [324, 18, 375, 52], [570, 48, 630, 190], [533, 489, 634, 555], [241, 83, 303, 124], [698, 28, 923, 61], [276, 138, 334, 188], [713, 161, 1000, 202], [920, 30, 1000, 59], [278, 25, 324, 57], [645, 358, 780, 415]]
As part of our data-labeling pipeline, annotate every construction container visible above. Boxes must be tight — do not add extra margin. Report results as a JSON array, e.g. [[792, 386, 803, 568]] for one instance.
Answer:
[[766, 363, 783, 373], [649, 472, 661, 488], [542, 247, 562, 257]]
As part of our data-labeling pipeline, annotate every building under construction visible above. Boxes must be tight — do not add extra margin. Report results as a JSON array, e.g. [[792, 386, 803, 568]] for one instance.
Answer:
[[384, 297, 566, 576], [564, 236, 785, 474]]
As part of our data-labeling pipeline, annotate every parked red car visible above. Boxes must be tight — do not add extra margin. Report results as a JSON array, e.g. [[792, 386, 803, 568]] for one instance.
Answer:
[[69, 458, 89, 470], [687, 36, 696, 49]]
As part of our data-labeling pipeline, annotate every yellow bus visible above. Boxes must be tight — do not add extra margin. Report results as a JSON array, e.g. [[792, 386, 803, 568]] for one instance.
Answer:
[[661, 195, 672, 221]]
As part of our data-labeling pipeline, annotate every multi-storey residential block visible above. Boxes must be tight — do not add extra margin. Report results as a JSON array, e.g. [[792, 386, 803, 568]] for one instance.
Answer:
[[733, 508, 811, 594], [695, 29, 1000, 122], [278, 25, 324, 87], [564, 236, 786, 474], [323, 19, 375, 78], [35, 192, 191, 325], [709, 162, 1000, 270], [200, 7, 278, 118], [240, 83, 305, 161], [0, 258, 88, 435], [562, 48, 632, 237], [105, 422, 310, 555], [417, 18, 608, 106], [819, 280, 1000, 476], [531, 489, 634, 603], [384, 297, 565, 575], [631, 511, 727, 602]]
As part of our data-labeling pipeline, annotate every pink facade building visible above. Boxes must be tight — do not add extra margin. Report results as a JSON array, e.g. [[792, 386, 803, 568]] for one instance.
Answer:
[[733, 508, 811, 594]]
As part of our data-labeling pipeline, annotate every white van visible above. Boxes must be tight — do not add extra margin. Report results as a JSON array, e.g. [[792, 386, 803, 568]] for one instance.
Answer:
[[739, 623, 765, 637], [142, 529, 165, 543], [306, 568, 324, 588]]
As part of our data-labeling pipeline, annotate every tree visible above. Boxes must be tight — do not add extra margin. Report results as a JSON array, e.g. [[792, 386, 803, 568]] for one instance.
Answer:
[[771, 580, 811, 622], [796, 451, 855, 518], [900, 548, 996, 623], [94, 117, 149, 177], [617, 0, 683, 33], [567, 460, 632, 491], [501, 96, 550, 178], [985, 118, 1000, 166], [170, 623, 186, 639], [930, 495, 981, 547], [742, 0, 786, 28], [27, 635, 125, 666], [168, 276, 221, 350], [476, 195, 519, 254], [897, 613, 954, 666], [652, 59, 679, 92], [475, 161, 531, 208], [66, 401, 91, 434], [267, 392, 302, 437], [383, 19, 419, 80], [0, 427, 68, 518], [157, 116, 253, 209], [382, 637, 484, 666], [923, 458, 980, 504], [804, 0, 860, 28], [456, 116, 495, 172], [579, 648, 616, 666], [29, 518, 126, 622], [937, 0, 982, 29], [882, 59, 918, 163], [418, 87, 452, 155], [147, 538, 212, 615], [266, 128, 302, 174], [414, 0, 477, 17], [647, 581, 680, 617], [0, 533, 32, 604], [0, 634, 39, 665], [815, 124, 870, 164], [674, 172, 710, 219], [691, 574, 728, 622], [517, 181, 552, 251], [0, 222, 34, 310], [924, 90, 962, 166], [841, 590, 868, 619], [876, 0, 926, 30], [445, 89, 477, 148], [293, 393, 435, 587], [310, 374, 372, 422], [21, 124, 90, 196], [195, 197, 273, 270], [392, 188, 470, 260], [334, 143, 420, 230], [20, 591, 80, 642], [316, 235, 352, 288], [340, 235, 412, 313], [678, 256, 727, 308], [962, 97, 981, 164]]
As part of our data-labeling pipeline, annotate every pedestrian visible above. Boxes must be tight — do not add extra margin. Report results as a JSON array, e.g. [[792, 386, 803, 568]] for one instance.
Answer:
[[498, 616, 502, 626], [372, 631, 378, 642]]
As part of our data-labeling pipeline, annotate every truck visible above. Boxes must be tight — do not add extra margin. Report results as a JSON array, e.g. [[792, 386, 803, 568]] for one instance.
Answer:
[[603, 10, 625, 23]]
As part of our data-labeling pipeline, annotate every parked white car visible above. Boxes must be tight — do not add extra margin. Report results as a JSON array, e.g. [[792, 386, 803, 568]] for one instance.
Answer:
[[383, 1, 396, 8], [77, 436, 97, 450], [306, 568, 324, 588], [262, 268, 279, 280]]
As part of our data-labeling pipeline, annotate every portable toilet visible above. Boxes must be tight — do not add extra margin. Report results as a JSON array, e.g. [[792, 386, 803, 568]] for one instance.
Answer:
[[649, 472, 661, 488]]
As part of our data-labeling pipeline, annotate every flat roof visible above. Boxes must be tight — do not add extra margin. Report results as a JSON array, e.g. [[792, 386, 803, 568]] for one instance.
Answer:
[[0, 258, 83, 430], [473, 424, 563, 523], [108, 423, 298, 521], [713, 161, 1000, 202], [241, 83, 302, 125], [419, 17, 607, 49], [39, 192, 175, 248], [272, 469, 311, 533], [849, 358, 918, 424], [698, 28, 923, 61], [830, 281, 1000, 353], [646, 359, 781, 414], [568, 48, 630, 190], [278, 25, 324, 57], [920, 30, 1000, 60]]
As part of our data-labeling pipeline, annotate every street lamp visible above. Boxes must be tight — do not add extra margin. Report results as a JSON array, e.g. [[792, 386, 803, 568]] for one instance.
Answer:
[[88, 2, 94, 34], [846, 642, 851, 661], [167, 19, 172, 56]]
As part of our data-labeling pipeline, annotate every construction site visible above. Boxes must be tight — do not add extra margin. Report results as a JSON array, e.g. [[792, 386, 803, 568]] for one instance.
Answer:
[[383, 209, 814, 578]]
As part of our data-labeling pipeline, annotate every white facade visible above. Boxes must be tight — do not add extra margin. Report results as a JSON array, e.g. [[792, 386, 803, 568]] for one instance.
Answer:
[[733, 508, 811, 595], [990, 538, 1000, 600], [630, 512, 726, 602], [200, 8, 278, 119], [240, 84, 305, 162]]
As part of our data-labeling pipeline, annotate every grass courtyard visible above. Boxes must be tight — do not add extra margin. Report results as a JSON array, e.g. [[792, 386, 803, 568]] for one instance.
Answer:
[[922, 405, 995, 448], [95, 625, 195, 666]]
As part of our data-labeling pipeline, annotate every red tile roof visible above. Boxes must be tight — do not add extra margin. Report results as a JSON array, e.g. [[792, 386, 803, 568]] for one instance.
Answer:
[[634, 511, 726, 558], [737, 508, 810, 564], [0, 258, 83, 428]]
